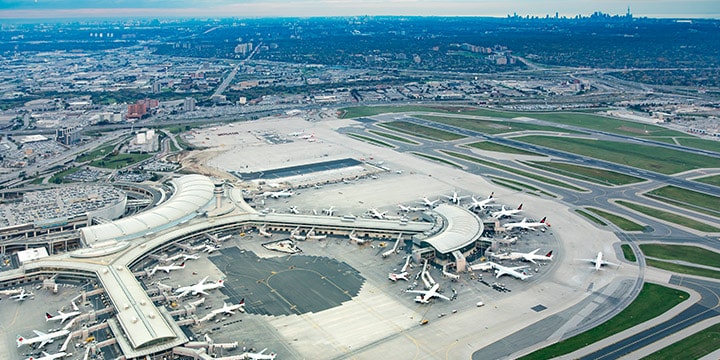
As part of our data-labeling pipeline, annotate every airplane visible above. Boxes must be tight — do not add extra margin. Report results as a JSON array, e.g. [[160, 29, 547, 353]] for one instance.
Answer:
[[442, 190, 469, 205], [288, 130, 304, 137], [10, 289, 33, 301], [397, 204, 425, 212], [45, 302, 81, 324], [491, 262, 532, 280], [257, 225, 272, 238], [322, 206, 335, 216], [240, 348, 277, 360], [149, 262, 186, 276], [491, 249, 553, 264], [24, 351, 67, 360], [367, 208, 387, 220], [289, 226, 306, 241], [206, 233, 232, 243], [502, 217, 550, 232], [219, 299, 246, 315], [581, 251, 620, 271], [388, 272, 409, 281], [491, 203, 523, 219], [348, 230, 367, 244], [262, 190, 294, 199], [201, 244, 221, 253], [175, 276, 225, 297], [305, 227, 327, 241], [180, 253, 200, 261], [468, 193, 495, 210], [300, 132, 314, 139], [288, 206, 299, 214], [418, 196, 440, 208], [16, 329, 69, 348], [406, 283, 451, 303]]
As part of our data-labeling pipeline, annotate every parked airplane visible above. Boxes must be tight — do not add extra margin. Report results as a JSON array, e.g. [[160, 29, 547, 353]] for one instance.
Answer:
[[442, 190, 469, 205], [367, 208, 388, 219], [16, 329, 69, 348], [180, 253, 200, 261], [418, 196, 440, 208], [206, 233, 232, 243], [241, 348, 277, 360], [407, 283, 451, 303], [491, 249, 553, 264], [220, 299, 246, 315], [175, 277, 225, 297], [262, 190, 294, 199], [305, 227, 327, 241], [290, 226, 306, 241], [491, 262, 532, 280], [10, 289, 33, 301], [502, 217, 549, 232], [348, 230, 367, 244], [257, 225, 272, 238], [468, 193, 495, 210], [202, 244, 221, 253], [322, 206, 335, 216], [149, 262, 186, 276], [397, 204, 425, 212], [46, 302, 81, 324], [24, 350, 67, 360], [581, 252, 620, 271], [287, 206, 300, 214], [388, 272, 409, 281], [491, 204, 523, 218]]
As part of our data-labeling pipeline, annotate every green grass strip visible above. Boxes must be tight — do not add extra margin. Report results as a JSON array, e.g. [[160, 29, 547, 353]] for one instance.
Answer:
[[466, 141, 541, 155], [617, 200, 720, 233], [490, 179, 526, 193], [367, 130, 420, 144], [646, 259, 720, 280], [489, 176, 556, 197], [519, 283, 689, 360], [339, 105, 459, 118], [415, 114, 582, 135], [48, 167, 83, 184], [641, 322, 720, 360], [585, 207, 646, 231], [675, 137, 720, 153], [411, 152, 462, 168], [640, 244, 720, 269], [441, 150, 586, 192], [575, 209, 607, 226], [89, 153, 152, 169], [523, 161, 645, 186], [694, 174, 720, 187], [621, 244, 637, 262], [645, 185, 720, 218], [379, 121, 466, 141], [346, 133, 394, 148]]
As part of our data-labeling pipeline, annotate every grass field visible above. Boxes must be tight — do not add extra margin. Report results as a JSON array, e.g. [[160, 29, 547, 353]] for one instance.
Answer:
[[695, 174, 720, 187], [411, 152, 463, 168], [339, 105, 460, 118], [48, 167, 83, 184], [575, 209, 607, 226], [516, 136, 720, 174], [641, 322, 720, 360], [346, 133, 394, 148], [89, 153, 152, 169], [415, 114, 581, 135], [585, 207, 646, 231], [379, 121, 465, 141], [645, 185, 720, 218], [441, 150, 585, 192], [621, 244, 637, 262], [76, 142, 119, 163], [489, 176, 556, 197], [490, 179, 526, 193], [519, 283, 689, 360], [466, 141, 541, 156], [523, 161, 645, 186], [639, 244, 720, 269], [367, 130, 420, 144], [617, 200, 720, 233], [675, 137, 720, 153], [646, 259, 720, 280]]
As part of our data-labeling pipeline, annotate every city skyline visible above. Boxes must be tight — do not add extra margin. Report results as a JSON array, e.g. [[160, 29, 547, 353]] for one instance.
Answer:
[[0, 0, 718, 20]]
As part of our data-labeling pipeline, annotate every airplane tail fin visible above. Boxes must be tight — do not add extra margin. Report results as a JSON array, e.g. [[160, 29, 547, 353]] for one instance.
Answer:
[[180, 262, 186, 267], [46, 312, 53, 321], [518, 203, 523, 210], [16, 335, 24, 347], [546, 250, 553, 259], [239, 298, 245, 305], [488, 192, 494, 199]]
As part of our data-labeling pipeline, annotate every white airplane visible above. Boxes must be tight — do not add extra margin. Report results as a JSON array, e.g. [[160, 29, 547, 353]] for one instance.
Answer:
[[175, 276, 225, 297], [442, 190, 469, 205], [288, 206, 300, 214], [24, 351, 67, 360], [45, 302, 81, 324], [491, 262, 532, 280], [202, 244, 220, 253], [397, 204, 425, 212], [181, 253, 200, 261], [418, 196, 440, 208], [581, 251, 621, 271], [10, 289, 33, 301], [322, 206, 335, 216], [290, 226, 306, 241], [348, 230, 367, 244], [219, 299, 246, 315], [206, 233, 232, 243], [406, 283, 451, 303], [241, 348, 277, 360], [150, 262, 186, 276], [491, 203, 523, 218], [16, 329, 69, 348], [300, 132, 315, 139], [491, 249, 553, 264], [367, 208, 387, 219], [263, 190, 294, 199], [258, 225, 272, 238], [502, 217, 549, 231], [288, 130, 304, 137], [468, 193, 495, 210], [305, 228, 327, 240], [388, 272, 409, 281]]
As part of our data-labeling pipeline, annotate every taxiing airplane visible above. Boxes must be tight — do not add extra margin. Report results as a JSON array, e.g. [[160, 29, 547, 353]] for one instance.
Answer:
[[418, 196, 440, 208], [407, 283, 451, 303], [491, 249, 553, 264], [10, 289, 33, 301], [397, 204, 425, 212], [491, 204, 523, 219], [262, 190, 294, 199], [581, 252, 620, 271], [468, 193, 495, 210], [388, 272, 409, 281], [16, 329, 69, 348], [491, 262, 532, 280], [442, 190, 469, 205], [502, 217, 549, 232], [24, 351, 67, 360], [367, 208, 388, 220], [45, 302, 81, 324], [257, 225, 272, 238], [322, 206, 335, 216], [175, 276, 225, 297]]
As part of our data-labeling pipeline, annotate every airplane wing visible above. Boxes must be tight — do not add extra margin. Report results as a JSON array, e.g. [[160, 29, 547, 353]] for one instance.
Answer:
[[405, 290, 429, 295], [436, 294, 451, 301], [33, 330, 46, 337]]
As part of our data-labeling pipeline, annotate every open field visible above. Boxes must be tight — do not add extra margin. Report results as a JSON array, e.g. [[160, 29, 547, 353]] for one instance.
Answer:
[[523, 161, 645, 186], [76, 141, 119, 163], [339, 105, 464, 118], [489, 176, 556, 197], [465, 141, 541, 155], [645, 185, 720, 218], [621, 244, 637, 262], [346, 133, 394, 148], [368, 130, 420, 144], [695, 174, 720, 187], [89, 153, 152, 169], [411, 152, 463, 168], [646, 259, 720, 280], [586, 207, 646, 231], [379, 121, 466, 141], [575, 209, 607, 226], [616, 200, 720, 233], [639, 244, 720, 269], [441, 150, 585, 192], [675, 137, 720, 153], [641, 322, 720, 360], [519, 283, 689, 360], [415, 114, 581, 135], [516, 136, 720, 174]]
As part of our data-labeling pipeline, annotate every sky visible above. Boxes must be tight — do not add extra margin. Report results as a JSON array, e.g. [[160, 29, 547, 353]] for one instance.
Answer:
[[0, 0, 718, 19]]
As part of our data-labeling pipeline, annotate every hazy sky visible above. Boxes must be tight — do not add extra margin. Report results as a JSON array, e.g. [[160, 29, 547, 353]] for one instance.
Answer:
[[1, 0, 718, 19]]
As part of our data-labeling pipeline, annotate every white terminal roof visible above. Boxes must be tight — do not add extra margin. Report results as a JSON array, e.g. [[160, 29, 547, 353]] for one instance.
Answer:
[[81, 175, 214, 244], [421, 204, 483, 254]]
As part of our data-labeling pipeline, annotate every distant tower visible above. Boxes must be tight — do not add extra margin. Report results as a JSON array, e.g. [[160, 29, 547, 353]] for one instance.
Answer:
[[214, 180, 225, 210], [626, 6, 632, 18]]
